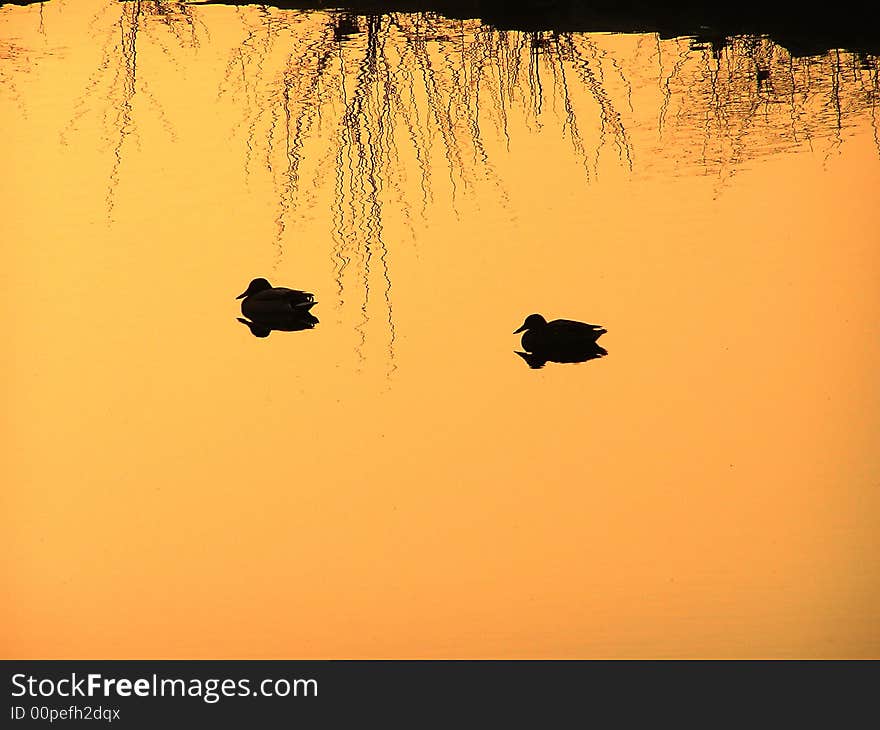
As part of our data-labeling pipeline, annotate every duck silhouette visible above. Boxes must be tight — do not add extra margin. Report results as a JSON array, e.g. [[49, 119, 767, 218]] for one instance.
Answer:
[[513, 313, 607, 369], [237, 277, 316, 317], [236, 277, 318, 338]]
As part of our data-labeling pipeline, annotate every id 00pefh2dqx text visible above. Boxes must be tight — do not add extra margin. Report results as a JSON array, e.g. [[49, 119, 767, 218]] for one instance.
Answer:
[[11, 705, 121, 722]]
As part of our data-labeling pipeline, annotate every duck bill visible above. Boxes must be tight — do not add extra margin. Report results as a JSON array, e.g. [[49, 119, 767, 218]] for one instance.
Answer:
[[513, 325, 527, 334], [235, 291, 247, 299]]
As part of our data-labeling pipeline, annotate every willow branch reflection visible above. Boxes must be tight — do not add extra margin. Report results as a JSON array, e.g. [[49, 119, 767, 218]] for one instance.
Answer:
[[59, 1, 203, 220], [655, 35, 880, 188], [0, 40, 30, 119]]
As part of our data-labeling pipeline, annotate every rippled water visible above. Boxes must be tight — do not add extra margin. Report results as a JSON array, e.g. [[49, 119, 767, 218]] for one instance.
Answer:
[[3, 0, 879, 657]]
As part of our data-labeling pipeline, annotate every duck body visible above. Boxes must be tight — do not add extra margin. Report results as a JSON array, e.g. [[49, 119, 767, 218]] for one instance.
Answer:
[[237, 277, 316, 320], [514, 313, 605, 352]]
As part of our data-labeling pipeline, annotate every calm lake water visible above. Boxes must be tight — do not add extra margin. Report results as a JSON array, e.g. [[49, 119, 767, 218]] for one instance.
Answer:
[[3, 0, 879, 658]]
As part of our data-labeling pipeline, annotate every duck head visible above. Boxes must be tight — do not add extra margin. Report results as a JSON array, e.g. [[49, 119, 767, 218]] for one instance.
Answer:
[[237, 317, 271, 338], [513, 313, 547, 334], [515, 351, 548, 369], [237, 277, 272, 299]]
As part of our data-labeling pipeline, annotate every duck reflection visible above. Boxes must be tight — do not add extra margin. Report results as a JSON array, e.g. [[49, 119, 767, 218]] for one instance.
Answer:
[[513, 313, 608, 369], [236, 277, 319, 338], [237, 311, 319, 338], [515, 344, 607, 369]]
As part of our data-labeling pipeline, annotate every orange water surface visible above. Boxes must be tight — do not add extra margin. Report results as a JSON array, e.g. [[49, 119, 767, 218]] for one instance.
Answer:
[[2, 0, 879, 657]]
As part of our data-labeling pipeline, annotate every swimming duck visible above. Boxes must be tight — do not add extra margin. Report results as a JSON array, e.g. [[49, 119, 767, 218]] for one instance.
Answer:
[[513, 313, 606, 353], [236, 277, 316, 320]]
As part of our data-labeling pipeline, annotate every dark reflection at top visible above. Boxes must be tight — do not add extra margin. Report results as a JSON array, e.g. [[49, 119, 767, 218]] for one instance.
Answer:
[[201, 1, 880, 56], [513, 313, 607, 369]]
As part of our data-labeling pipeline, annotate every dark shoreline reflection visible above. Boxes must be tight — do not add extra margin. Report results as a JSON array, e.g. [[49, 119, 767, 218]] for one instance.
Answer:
[[198, 0, 880, 56], [515, 343, 608, 369]]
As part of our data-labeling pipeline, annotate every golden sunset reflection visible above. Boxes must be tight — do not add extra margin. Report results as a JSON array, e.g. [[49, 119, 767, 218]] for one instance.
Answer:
[[2, 0, 879, 658]]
